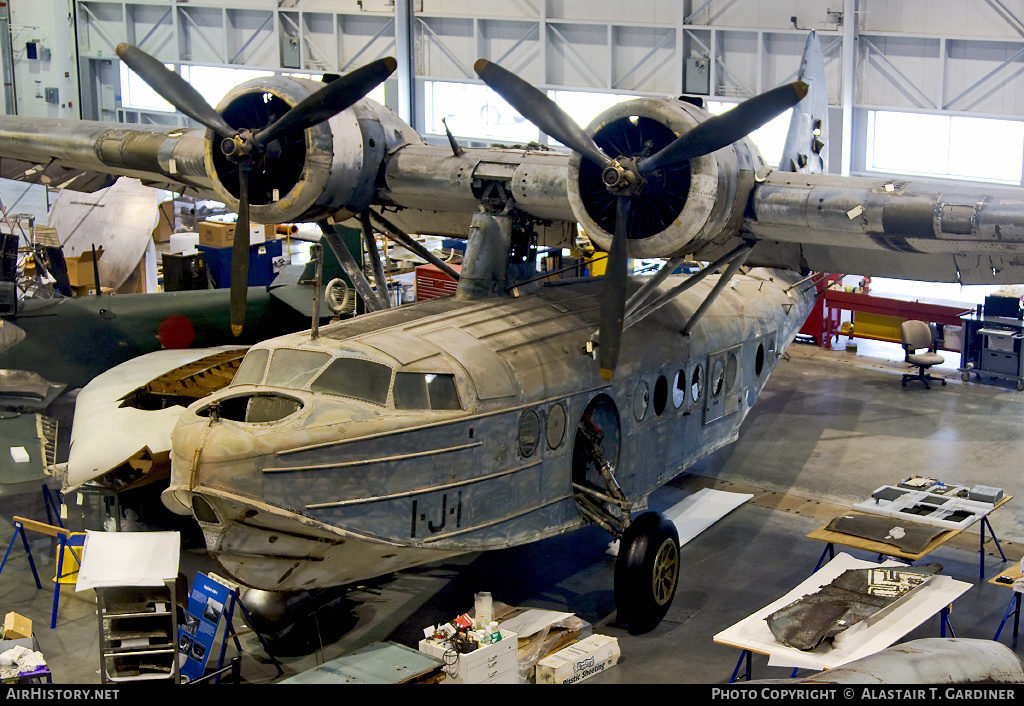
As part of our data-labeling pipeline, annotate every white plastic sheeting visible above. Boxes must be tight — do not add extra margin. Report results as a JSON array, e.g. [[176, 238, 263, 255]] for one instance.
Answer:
[[46, 177, 160, 292]]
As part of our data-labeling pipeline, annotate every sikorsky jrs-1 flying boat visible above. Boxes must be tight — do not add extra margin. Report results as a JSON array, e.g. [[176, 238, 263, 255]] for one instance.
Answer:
[[5, 32, 1024, 632]]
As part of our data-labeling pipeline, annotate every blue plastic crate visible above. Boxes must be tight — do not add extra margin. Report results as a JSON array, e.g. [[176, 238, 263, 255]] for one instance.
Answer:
[[197, 239, 283, 289]]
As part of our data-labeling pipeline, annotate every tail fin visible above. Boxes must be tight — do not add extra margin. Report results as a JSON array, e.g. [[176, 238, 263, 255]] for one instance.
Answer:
[[779, 31, 829, 173]]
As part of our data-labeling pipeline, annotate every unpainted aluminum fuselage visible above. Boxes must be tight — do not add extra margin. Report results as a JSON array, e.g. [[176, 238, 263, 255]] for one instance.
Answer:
[[165, 268, 815, 592]]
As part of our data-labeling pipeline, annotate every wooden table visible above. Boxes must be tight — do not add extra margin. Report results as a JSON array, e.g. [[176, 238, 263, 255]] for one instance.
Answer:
[[713, 553, 968, 682], [808, 495, 1012, 580]]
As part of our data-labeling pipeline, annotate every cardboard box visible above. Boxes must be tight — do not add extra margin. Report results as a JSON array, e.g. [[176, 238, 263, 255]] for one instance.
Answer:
[[73, 285, 113, 297], [198, 221, 235, 248], [65, 247, 103, 288], [198, 221, 273, 248], [536, 634, 619, 684], [152, 200, 175, 243], [3, 612, 31, 640]]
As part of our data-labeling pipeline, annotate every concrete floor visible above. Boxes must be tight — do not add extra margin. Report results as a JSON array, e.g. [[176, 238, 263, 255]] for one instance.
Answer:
[[0, 335, 1022, 685]]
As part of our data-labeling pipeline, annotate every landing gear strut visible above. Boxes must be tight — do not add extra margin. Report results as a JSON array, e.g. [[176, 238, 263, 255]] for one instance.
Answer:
[[571, 398, 680, 634]]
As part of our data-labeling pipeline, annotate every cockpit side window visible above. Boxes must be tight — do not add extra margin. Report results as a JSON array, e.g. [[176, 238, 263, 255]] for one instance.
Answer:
[[230, 348, 270, 386], [265, 349, 331, 390], [310, 357, 393, 405], [394, 372, 462, 411]]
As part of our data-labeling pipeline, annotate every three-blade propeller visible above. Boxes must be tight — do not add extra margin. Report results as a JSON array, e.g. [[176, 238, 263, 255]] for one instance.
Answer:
[[117, 43, 397, 335], [474, 59, 807, 379]]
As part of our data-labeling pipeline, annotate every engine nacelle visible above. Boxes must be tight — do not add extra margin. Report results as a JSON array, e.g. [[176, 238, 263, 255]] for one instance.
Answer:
[[205, 76, 421, 224], [569, 98, 769, 259]]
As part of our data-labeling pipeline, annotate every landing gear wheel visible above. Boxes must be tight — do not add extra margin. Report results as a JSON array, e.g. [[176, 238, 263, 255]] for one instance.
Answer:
[[614, 511, 679, 634], [961, 371, 971, 382], [1017, 380, 1024, 392]]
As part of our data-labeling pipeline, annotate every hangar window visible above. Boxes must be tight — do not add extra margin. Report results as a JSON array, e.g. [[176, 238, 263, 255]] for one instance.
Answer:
[[311, 358, 393, 406], [708, 101, 792, 167], [423, 81, 631, 146], [393, 373, 462, 411], [120, 63, 274, 113], [266, 349, 331, 390], [231, 348, 270, 386], [867, 110, 1024, 185]]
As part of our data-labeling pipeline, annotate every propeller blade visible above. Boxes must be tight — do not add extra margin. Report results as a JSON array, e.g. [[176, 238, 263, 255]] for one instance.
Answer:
[[639, 81, 808, 176], [255, 57, 398, 146], [598, 196, 631, 380], [229, 164, 252, 337], [116, 43, 236, 138], [474, 59, 614, 170]]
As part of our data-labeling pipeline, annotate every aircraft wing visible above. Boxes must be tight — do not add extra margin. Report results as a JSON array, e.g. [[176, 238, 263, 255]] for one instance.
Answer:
[[744, 171, 1024, 284], [0, 116, 214, 197]]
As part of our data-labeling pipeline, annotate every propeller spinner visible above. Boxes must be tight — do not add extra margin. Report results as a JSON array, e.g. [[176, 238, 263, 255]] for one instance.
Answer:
[[474, 59, 806, 379], [116, 44, 397, 335]]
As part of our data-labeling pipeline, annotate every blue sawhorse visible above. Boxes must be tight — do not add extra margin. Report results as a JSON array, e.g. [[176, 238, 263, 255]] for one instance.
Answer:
[[0, 516, 82, 629], [994, 592, 1020, 647]]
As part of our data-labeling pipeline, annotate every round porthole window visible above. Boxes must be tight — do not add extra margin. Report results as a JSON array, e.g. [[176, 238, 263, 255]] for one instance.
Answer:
[[690, 364, 704, 403], [547, 403, 567, 449], [672, 370, 686, 408], [726, 352, 738, 391], [653, 375, 668, 416], [519, 409, 541, 457], [711, 359, 725, 397], [633, 380, 649, 421], [755, 342, 765, 377]]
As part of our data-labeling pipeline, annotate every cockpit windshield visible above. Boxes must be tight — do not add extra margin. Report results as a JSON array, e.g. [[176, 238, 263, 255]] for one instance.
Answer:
[[230, 348, 331, 390], [310, 358, 392, 406], [230, 348, 269, 386], [230, 348, 463, 411]]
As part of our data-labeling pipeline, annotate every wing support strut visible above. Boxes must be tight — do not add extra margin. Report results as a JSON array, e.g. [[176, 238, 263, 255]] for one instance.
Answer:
[[318, 220, 387, 313], [359, 211, 392, 310], [680, 247, 752, 337], [367, 210, 462, 283], [622, 243, 753, 333]]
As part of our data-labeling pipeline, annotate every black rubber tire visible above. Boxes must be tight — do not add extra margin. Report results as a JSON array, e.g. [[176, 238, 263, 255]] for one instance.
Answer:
[[614, 511, 680, 634]]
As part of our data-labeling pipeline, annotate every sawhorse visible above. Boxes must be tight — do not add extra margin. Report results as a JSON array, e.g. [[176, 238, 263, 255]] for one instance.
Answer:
[[0, 516, 83, 629], [994, 591, 1021, 648]]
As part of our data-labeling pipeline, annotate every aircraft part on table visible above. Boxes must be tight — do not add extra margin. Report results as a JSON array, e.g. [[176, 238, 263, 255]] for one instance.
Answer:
[[46, 178, 159, 292], [765, 565, 942, 651], [0, 412, 57, 487], [750, 638, 1024, 684], [64, 346, 246, 493], [0, 321, 24, 354], [824, 514, 949, 554], [0, 369, 58, 401]]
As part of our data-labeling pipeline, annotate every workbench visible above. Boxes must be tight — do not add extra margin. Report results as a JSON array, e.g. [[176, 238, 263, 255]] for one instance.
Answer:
[[713, 553, 971, 681], [819, 289, 968, 350], [809, 493, 1011, 581]]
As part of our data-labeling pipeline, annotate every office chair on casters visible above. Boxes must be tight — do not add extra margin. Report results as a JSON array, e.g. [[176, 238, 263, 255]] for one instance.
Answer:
[[901, 320, 946, 389]]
